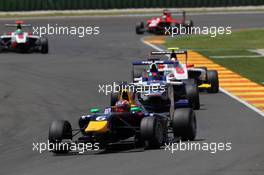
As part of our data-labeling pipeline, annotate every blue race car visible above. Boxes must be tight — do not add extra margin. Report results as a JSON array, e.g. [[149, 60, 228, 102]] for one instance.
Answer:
[[48, 89, 197, 154]]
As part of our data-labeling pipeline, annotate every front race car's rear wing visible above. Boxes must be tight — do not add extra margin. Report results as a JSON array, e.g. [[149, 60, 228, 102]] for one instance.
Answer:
[[5, 21, 32, 28], [5, 24, 32, 27], [132, 60, 176, 65], [151, 48, 188, 64], [163, 9, 187, 22]]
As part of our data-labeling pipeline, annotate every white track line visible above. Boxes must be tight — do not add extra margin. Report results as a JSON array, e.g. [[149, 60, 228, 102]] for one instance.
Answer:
[[140, 37, 264, 117]]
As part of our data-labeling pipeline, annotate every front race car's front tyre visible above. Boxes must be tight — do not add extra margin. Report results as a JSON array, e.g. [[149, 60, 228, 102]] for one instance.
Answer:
[[207, 70, 219, 93], [172, 108, 196, 141], [40, 37, 49, 54], [48, 120, 72, 154], [140, 117, 165, 149], [136, 22, 145, 34]]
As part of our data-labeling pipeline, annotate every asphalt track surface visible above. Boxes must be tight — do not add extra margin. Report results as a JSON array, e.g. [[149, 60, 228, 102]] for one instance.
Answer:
[[0, 13, 264, 175]]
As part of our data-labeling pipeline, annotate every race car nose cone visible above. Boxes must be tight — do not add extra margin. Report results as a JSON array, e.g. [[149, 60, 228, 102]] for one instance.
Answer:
[[85, 121, 109, 133]]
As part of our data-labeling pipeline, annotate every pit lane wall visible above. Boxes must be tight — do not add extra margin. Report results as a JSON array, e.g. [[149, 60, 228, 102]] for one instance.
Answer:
[[0, 0, 263, 11]]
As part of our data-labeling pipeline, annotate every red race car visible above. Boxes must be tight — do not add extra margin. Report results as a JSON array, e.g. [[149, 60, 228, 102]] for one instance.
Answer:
[[136, 10, 194, 35]]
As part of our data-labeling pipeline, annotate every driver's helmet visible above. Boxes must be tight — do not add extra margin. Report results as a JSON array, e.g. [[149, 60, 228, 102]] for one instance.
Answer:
[[15, 29, 23, 35], [170, 52, 177, 61], [115, 100, 130, 112]]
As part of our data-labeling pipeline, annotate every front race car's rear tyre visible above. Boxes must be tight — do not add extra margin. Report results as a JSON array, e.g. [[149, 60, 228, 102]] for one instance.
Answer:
[[184, 79, 200, 110], [48, 120, 72, 154], [207, 70, 219, 93], [172, 108, 196, 141], [197, 66, 207, 72], [140, 117, 165, 149], [40, 37, 49, 54], [136, 22, 145, 34]]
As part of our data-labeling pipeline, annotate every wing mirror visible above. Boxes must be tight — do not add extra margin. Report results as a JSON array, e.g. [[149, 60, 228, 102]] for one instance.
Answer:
[[130, 106, 141, 112], [90, 108, 100, 113]]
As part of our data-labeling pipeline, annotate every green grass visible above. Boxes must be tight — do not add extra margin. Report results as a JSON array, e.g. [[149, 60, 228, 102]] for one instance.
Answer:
[[165, 29, 264, 85]]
